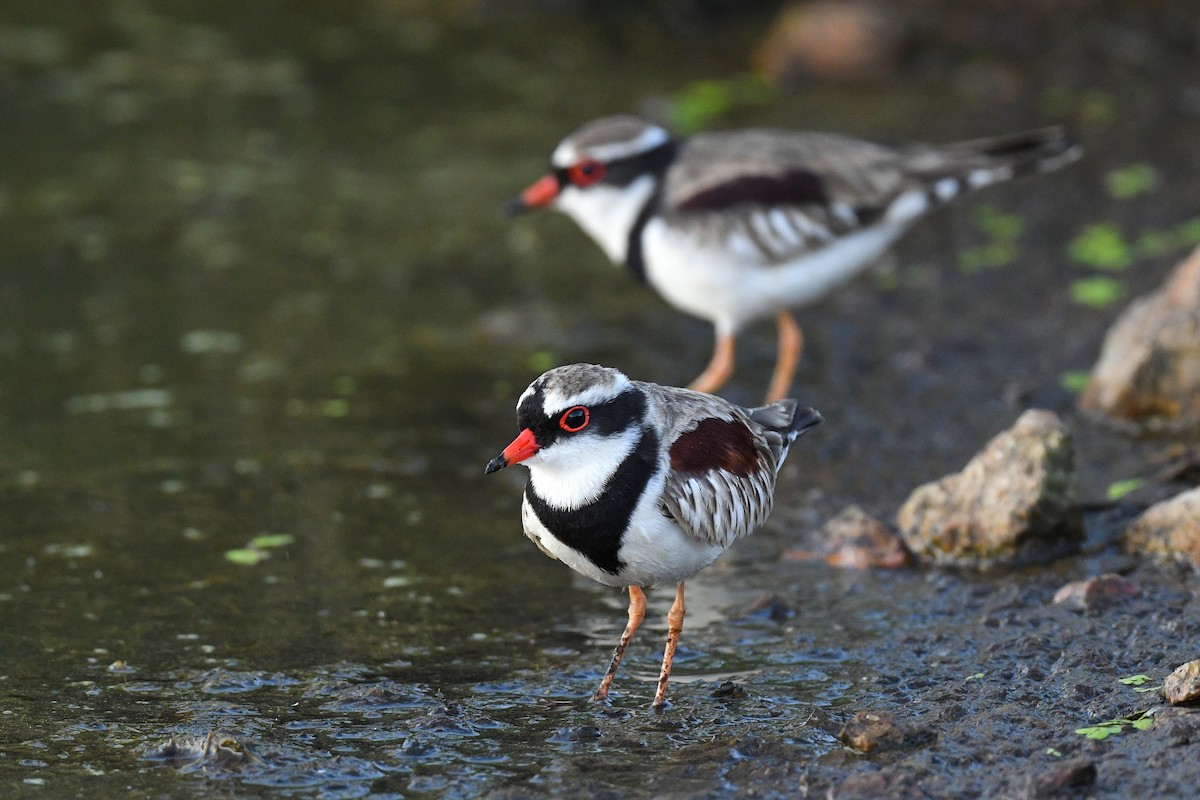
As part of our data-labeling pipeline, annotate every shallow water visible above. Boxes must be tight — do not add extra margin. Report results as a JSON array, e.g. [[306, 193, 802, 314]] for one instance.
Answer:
[[2, 1, 1199, 798]]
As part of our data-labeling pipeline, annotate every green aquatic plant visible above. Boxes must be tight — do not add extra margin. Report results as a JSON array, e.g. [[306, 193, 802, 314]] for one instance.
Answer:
[[225, 533, 295, 566], [1119, 674, 1162, 693], [1105, 164, 1158, 200], [669, 75, 775, 134], [1075, 710, 1154, 740], [1106, 479, 1144, 501], [250, 533, 295, 549], [959, 205, 1023, 274], [1071, 276, 1124, 308], [1068, 223, 1131, 271], [1059, 371, 1091, 394], [528, 350, 558, 373], [1073, 677, 1160, 739]]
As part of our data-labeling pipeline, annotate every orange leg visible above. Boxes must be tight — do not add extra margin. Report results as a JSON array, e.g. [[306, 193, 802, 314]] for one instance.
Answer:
[[688, 331, 736, 395], [592, 585, 646, 702], [765, 310, 804, 404], [652, 582, 686, 709]]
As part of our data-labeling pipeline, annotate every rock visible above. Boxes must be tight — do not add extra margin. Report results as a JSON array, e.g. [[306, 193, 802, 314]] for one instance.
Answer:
[[1052, 574, 1140, 611], [897, 410, 1083, 568], [1163, 659, 1200, 705], [831, 769, 932, 800], [1021, 759, 1096, 799], [140, 731, 259, 766], [737, 592, 794, 622], [838, 710, 929, 753], [753, 1, 902, 83], [1123, 486, 1200, 568], [711, 680, 747, 700], [781, 505, 911, 569], [1080, 245, 1200, 430], [1154, 706, 1200, 744]]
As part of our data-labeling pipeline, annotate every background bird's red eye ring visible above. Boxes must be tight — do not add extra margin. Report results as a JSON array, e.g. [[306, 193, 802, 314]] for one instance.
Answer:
[[559, 406, 590, 432], [567, 158, 605, 187]]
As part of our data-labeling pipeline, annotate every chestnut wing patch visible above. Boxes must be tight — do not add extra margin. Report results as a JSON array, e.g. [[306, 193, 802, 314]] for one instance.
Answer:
[[662, 417, 775, 548], [669, 417, 762, 476], [676, 169, 829, 213]]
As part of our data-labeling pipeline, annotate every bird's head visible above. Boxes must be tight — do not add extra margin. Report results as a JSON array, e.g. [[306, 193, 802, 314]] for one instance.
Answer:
[[505, 116, 672, 215], [485, 364, 648, 506]]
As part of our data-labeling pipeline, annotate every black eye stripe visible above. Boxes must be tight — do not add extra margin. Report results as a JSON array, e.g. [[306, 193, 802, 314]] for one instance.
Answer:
[[549, 138, 677, 190]]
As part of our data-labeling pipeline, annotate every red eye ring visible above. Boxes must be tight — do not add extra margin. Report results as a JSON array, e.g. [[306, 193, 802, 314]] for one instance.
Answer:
[[559, 405, 590, 432], [567, 158, 605, 187]]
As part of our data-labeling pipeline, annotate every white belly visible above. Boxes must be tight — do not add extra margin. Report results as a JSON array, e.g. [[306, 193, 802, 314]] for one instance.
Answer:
[[642, 218, 910, 334]]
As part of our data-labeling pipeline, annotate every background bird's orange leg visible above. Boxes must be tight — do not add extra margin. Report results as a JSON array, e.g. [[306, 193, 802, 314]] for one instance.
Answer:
[[688, 332, 736, 394], [592, 585, 646, 702], [652, 582, 686, 709], [765, 310, 804, 403]]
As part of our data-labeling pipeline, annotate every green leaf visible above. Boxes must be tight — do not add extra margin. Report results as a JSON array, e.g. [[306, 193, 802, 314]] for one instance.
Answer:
[[322, 399, 350, 418], [1119, 674, 1151, 686], [1105, 164, 1158, 200], [250, 533, 295, 549], [224, 548, 267, 566], [974, 205, 1024, 241], [1068, 224, 1131, 271], [670, 75, 775, 134], [959, 242, 1015, 273], [1132, 718, 1155, 730], [1133, 685, 1163, 693], [1046, 747, 1062, 757], [1134, 228, 1178, 258], [964, 672, 986, 682], [1106, 480, 1144, 501], [1176, 217, 1200, 247], [1075, 724, 1121, 740], [1071, 277, 1125, 309], [1060, 371, 1091, 394], [528, 351, 557, 373]]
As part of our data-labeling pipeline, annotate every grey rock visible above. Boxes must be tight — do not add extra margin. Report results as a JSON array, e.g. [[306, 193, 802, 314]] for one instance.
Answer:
[[1081, 245, 1200, 430], [897, 410, 1082, 568], [1052, 573, 1140, 611], [1163, 659, 1200, 705], [1123, 486, 1200, 569]]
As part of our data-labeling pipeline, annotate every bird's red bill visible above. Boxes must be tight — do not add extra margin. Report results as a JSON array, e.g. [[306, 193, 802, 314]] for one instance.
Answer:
[[518, 175, 561, 208], [501, 427, 540, 465]]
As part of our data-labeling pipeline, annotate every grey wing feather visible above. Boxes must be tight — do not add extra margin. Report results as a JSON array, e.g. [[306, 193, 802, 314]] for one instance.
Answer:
[[659, 127, 1078, 266], [660, 131, 920, 264], [660, 462, 777, 549], [641, 383, 781, 549]]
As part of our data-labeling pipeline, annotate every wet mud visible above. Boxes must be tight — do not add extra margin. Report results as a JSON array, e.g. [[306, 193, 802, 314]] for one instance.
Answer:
[[1, 1, 1198, 798]]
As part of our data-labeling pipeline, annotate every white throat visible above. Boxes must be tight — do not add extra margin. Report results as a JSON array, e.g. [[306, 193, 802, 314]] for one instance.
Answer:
[[526, 427, 642, 510], [554, 175, 658, 265]]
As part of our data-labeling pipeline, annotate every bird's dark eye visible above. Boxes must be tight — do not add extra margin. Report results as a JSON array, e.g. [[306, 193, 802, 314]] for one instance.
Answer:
[[567, 158, 605, 187], [559, 405, 590, 432]]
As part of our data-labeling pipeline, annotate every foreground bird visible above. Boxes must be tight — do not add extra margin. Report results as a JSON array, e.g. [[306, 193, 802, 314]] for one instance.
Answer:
[[484, 363, 821, 708], [508, 116, 1081, 401]]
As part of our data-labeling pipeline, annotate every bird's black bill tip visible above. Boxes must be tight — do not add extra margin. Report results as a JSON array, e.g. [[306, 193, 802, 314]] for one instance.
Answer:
[[503, 196, 528, 217], [484, 454, 509, 475]]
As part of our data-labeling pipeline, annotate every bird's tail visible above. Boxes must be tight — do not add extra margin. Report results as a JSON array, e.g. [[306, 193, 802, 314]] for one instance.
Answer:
[[901, 126, 1082, 203], [747, 401, 822, 472], [952, 126, 1082, 178]]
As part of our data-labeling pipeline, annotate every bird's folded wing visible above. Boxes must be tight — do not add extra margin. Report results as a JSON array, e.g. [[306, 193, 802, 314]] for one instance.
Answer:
[[660, 465, 776, 549], [661, 131, 920, 265]]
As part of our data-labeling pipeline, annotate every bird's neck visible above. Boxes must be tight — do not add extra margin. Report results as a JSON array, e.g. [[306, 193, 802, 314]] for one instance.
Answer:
[[524, 427, 661, 575], [556, 139, 678, 279], [557, 175, 659, 266]]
